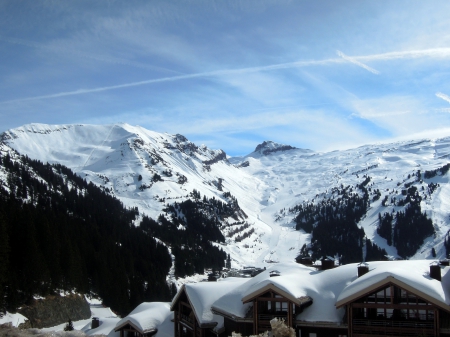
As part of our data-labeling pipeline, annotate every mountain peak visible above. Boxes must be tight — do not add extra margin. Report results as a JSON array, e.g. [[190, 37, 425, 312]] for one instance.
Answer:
[[254, 141, 297, 156]]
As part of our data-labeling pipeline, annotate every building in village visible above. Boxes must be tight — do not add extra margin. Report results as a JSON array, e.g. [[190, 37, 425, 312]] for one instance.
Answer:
[[167, 260, 450, 337], [114, 302, 173, 337]]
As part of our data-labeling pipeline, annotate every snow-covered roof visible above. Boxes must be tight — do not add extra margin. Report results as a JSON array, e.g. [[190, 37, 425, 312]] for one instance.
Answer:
[[171, 278, 248, 329], [212, 260, 450, 324], [82, 317, 121, 337], [213, 262, 356, 323], [114, 302, 173, 334], [336, 260, 450, 310]]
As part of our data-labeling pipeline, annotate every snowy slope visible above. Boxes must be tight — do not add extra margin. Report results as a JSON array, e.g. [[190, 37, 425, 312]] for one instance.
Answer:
[[233, 137, 450, 261], [1, 123, 272, 267], [3, 123, 450, 267]]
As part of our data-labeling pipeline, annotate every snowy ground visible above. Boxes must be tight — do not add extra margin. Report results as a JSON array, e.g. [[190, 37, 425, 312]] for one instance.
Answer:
[[4, 123, 450, 269], [38, 297, 118, 336]]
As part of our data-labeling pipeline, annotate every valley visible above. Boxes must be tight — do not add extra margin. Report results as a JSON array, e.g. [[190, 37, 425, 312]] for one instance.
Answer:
[[2, 123, 450, 269]]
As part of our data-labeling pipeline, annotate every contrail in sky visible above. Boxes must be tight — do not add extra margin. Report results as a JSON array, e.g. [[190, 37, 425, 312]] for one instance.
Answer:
[[3, 48, 450, 104], [0, 59, 344, 104], [337, 50, 380, 74], [0, 36, 179, 74], [436, 92, 450, 104]]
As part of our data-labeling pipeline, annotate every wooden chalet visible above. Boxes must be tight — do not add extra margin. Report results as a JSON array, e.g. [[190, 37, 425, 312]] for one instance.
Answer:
[[241, 284, 312, 335], [171, 279, 248, 337], [166, 260, 450, 337], [115, 320, 157, 337], [114, 302, 172, 337], [336, 265, 450, 337], [171, 287, 215, 337], [212, 261, 450, 337]]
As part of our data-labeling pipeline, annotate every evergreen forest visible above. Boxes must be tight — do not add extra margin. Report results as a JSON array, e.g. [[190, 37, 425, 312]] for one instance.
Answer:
[[294, 178, 387, 263], [377, 185, 435, 258], [0, 151, 173, 316], [140, 190, 240, 277]]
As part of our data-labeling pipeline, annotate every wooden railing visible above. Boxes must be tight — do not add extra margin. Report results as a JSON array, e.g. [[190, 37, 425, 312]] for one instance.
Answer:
[[180, 314, 194, 327], [352, 319, 434, 336], [258, 313, 288, 322]]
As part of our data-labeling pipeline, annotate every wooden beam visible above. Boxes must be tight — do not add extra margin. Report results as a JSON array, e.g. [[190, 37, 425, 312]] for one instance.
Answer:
[[254, 299, 258, 336], [436, 309, 439, 337], [349, 304, 353, 337], [288, 301, 292, 328], [181, 301, 192, 309], [256, 297, 290, 302], [351, 303, 436, 310]]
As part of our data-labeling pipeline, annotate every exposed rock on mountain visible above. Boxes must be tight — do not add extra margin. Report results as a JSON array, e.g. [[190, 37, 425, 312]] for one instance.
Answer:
[[2, 123, 450, 268], [18, 294, 90, 329]]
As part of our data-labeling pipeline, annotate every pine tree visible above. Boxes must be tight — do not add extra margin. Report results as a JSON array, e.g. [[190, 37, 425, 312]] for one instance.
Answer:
[[64, 319, 74, 331], [226, 254, 231, 269], [0, 213, 9, 314]]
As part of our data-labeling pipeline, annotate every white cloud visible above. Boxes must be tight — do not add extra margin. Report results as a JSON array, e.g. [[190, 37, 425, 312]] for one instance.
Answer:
[[436, 92, 450, 104], [350, 95, 450, 137], [337, 50, 380, 74]]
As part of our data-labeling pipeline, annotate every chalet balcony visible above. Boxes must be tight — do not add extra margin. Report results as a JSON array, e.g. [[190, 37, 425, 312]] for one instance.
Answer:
[[352, 318, 434, 336], [180, 314, 194, 328], [258, 313, 288, 321]]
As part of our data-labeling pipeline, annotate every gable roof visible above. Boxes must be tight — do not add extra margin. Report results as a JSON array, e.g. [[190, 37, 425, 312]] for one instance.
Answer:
[[115, 302, 172, 334], [212, 260, 450, 323], [171, 278, 248, 328], [241, 283, 313, 307], [212, 262, 356, 323], [169, 260, 450, 327], [336, 260, 450, 311]]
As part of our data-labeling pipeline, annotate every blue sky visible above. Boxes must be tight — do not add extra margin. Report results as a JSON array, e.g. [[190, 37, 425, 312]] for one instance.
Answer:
[[2, 1, 450, 156]]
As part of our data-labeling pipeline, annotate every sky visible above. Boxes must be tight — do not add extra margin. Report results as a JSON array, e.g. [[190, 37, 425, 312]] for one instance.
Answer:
[[2, 1, 450, 156]]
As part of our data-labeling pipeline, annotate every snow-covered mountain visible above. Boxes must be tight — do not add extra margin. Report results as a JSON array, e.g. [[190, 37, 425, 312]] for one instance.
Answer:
[[2, 123, 450, 267]]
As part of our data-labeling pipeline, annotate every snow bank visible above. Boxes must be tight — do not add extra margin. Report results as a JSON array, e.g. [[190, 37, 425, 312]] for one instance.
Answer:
[[0, 312, 27, 327]]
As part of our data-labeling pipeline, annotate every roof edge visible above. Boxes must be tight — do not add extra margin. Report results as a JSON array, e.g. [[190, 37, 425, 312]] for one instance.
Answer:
[[336, 276, 450, 312], [114, 320, 157, 334], [242, 283, 311, 306]]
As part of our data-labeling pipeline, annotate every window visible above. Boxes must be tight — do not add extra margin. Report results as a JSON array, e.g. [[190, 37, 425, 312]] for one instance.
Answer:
[[275, 301, 288, 312]]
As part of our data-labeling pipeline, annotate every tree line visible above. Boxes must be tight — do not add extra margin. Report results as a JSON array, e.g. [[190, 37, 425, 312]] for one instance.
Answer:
[[294, 179, 387, 264], [0, 152, 172, 316]]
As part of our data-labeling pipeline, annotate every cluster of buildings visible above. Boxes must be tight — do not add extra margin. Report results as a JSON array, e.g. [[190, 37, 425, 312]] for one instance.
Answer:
[[105, 260, 450, 337]]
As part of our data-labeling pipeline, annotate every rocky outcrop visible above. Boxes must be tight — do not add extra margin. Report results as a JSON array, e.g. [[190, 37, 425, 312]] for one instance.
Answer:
[[18, 294, 91, 329], [254, 141, 297, 155]]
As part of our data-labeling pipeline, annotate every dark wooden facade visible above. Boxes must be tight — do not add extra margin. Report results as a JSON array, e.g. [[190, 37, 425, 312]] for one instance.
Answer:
[[115, 322, 157, 337], [212, 285, 305, 336], [172, 287, 217, 337], [173, 265, 450, 337], [337, 278, 450, 337]]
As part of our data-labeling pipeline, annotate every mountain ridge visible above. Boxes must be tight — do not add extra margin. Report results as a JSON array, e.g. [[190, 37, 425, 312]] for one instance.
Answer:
[[2, 123, 450, 267]]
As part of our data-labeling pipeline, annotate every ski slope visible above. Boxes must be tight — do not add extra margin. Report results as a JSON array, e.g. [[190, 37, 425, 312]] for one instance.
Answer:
[[3, 123, 450, 267]]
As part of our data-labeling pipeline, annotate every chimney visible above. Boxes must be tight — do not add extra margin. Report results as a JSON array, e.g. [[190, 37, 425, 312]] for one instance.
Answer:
[[270, 270, 281, 277], [91, 317, 100, 329], [430, 262, 441, 281], [357, 262, 369, 277], [321, 257, 334, 270], [296, 255, 313, 266], [439, 258, 450, 266]]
